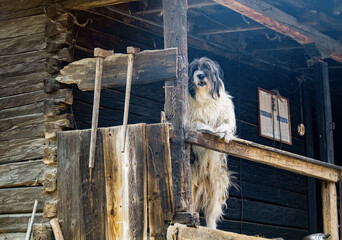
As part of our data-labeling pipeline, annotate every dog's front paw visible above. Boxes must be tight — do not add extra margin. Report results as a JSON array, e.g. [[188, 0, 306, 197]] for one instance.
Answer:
[[194, 123, 215, 134], [215, 125, 235, 143]]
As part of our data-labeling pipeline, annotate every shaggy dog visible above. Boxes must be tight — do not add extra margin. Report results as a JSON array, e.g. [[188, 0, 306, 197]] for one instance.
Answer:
[[188, 57, 236, 229]]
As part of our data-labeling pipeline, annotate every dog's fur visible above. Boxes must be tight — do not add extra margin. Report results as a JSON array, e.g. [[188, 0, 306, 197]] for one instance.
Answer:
[[188, 57, 236, 229]]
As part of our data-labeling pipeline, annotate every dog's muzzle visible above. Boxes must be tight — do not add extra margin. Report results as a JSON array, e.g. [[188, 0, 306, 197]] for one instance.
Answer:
[[196, 73, 206, 87]]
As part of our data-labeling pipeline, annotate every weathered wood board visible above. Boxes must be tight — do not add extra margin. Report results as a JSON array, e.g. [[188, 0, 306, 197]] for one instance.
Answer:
[[0, 187, 51, 214], [0, 232, 26, 240], [186, 130, 342, 182], [146, 124, 173, 239], [162, 0, 192, 214], [102, 124, 147, 240], [60, 0, 138, 10], [0, 213, 44, 233], [57, 124, 153, 240], [0, 160, 51, 188], [167, 223, 272, 240], [322, 181, 339, 240], [0, 137, 45, 164], [56, 48, 177, 90]]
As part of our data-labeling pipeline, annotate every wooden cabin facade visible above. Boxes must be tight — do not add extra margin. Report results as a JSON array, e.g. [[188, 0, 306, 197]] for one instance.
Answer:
[[1, 0, 342, 239]]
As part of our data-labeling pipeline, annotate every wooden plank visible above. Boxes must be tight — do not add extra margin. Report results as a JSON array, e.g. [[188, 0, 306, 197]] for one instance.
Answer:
[[322, 181, 339, 240], [73, 89, 162, 120], [57, 131, 84, 240], [314, 61, 334, 164], [0, 72, 48, 90], [60, 0, 138, 10], [0, 187, 51, 214], [224, 197, 308, 228], [167, 223, 271, 240], [230, 180, 307, 210], [0, 233, 26, 240], [0, 14, 46, 40], [0, 137, 45, 164], [162, 0, 191, 213], [0, 114, 45, 141], [217, 219, 309, 239], [0, 51, 47, 77], [102, 124, 147, 240], [0, 88, 72, 110], [213, 0, 342, 63], [135, 0, 217, 15], [0, 32, 45, 56], [0, 0, 45, 20], [303, 80, 318, 233], [0, 213, 44, 233], [79, 130, 106, 240], [146, 123, 174, 239], [56, 48, 178, 90], [0, 160, 50, 188], [186, 130, 342, 182]]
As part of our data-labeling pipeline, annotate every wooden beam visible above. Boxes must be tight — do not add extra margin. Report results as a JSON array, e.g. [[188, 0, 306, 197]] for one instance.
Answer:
[[197, 26, 265, 35], [60, 0, 138, 10], [213, 0, 342, 63], [314, 61, 334, 164], [135, 0, 217, 15], [185, 130, 342, 182], [162, 0, 192, 214], [167, 223, 271, 240], [56, 48, 177, 90], [322, 181, 339, 240]]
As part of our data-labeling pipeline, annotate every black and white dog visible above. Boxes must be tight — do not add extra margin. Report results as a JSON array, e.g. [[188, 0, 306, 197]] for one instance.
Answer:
[[188, 57, 236, 229]]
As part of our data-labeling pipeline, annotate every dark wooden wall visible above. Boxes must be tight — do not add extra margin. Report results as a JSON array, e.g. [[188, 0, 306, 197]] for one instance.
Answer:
[[71, 9, 312, 240]]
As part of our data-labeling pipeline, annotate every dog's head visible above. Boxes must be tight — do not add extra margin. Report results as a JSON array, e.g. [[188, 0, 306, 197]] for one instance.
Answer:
[[188, 57, 225, 101]]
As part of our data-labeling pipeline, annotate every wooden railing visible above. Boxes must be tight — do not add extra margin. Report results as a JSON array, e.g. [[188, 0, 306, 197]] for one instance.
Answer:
[[186, 130, 342, 240]]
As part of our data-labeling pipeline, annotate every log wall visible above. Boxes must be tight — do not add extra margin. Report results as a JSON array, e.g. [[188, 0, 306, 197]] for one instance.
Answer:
[[0, 1, 73, 239]]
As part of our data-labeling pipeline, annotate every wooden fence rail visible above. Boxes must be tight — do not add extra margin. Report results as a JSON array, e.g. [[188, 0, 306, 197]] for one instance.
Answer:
[[186, 130, 342, 240]]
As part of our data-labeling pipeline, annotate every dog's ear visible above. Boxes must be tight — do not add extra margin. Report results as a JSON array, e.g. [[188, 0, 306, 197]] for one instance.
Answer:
[[188, 59, 198, 98], [210, 60, 224, 98], [188, 59, 198, 77]]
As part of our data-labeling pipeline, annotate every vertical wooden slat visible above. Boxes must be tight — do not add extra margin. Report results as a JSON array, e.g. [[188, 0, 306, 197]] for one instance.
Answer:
[[303, 80, 318, 233], [146, 123, 174, 240], [103, 124, 147, 240], [162, 0, 191, 213], [322, 181, 339, 240], [314, 61, 334, 164], [80, 130, 107, 239], [57, 131, 84, 240]]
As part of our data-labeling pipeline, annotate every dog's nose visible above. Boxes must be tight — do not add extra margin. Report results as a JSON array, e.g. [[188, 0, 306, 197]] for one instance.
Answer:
[[197, 73, 205, 80]]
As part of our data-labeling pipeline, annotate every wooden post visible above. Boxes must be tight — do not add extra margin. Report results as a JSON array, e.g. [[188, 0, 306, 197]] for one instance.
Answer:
[[303, 80, 318, 233], [122, 47, 140, 153], [321, 181, 339, 240], [162, 0, 191, 213], [88, 48, 114, 171], [50, 218, 65, 240], [314, 61, 334, 164]]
